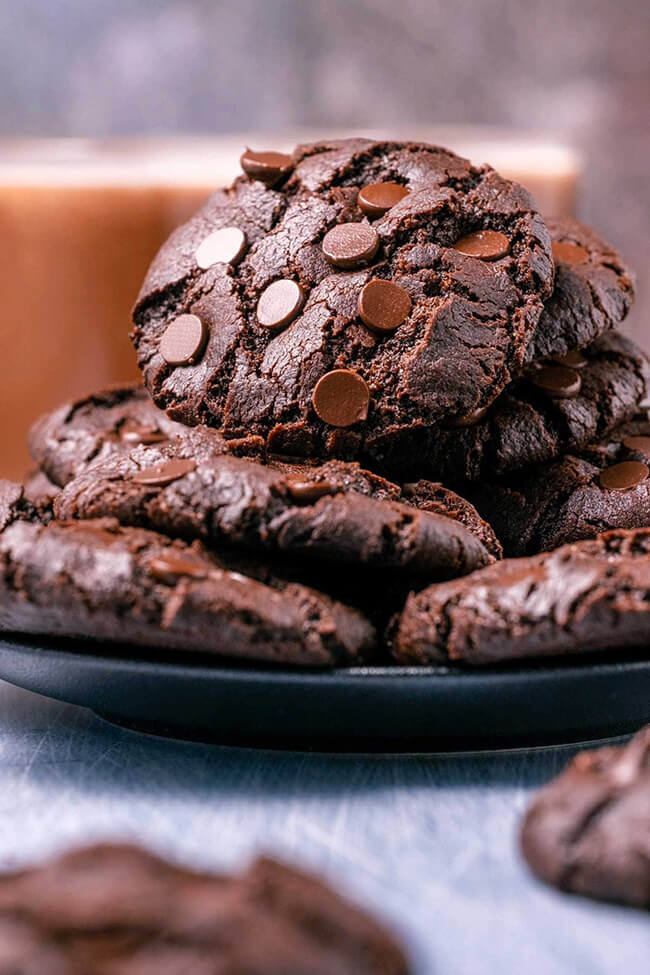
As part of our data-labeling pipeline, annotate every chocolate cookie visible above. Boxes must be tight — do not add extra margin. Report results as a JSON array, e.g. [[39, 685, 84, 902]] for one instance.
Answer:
[[468, 414, 650, 555], [132, 138, 553, 464], [371, 331, 650, 482], [528, 217, 635, 362], [392, 527, 650, 666], [0, 844, 411, 973], [0, 486, 375, 666], [54, 432, 495, 579], [521, 727, 650, 909], [28, 382, 264, 488]]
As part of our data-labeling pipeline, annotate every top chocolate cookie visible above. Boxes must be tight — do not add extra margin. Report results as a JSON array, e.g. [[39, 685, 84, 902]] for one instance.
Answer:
[[132, 139, 553, 462]]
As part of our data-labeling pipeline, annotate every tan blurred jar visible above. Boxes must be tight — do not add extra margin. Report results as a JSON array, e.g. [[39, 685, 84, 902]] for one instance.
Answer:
[[0, 132, 580, 480]]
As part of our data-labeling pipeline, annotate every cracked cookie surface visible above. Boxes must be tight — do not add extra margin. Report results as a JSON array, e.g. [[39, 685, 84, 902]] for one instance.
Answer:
[[468, 413, 650, 555], [521, 727, 650, 909], [374, 330, 649, 483], [392, 527, 650, 666], [132, 138, 553, 465], [528, 217, 635, 362], [53, 430, 496, 581], [0, 482, 375, 666]]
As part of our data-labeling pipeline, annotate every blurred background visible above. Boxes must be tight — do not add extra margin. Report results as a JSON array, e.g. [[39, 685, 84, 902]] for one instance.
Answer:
[[0, 0, 648, 475]]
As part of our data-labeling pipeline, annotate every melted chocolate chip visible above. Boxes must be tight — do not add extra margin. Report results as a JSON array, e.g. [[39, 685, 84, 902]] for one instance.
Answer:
[[447, 405, 489, 428], [132, 459, 197, 487], [454, 230, 510, 261], [312, 370, 370, 428], [552, 241, 589, 264], [599, 460, 649, 491], [621, 436, 650, 460], [322, 224, 379, 269], [120, 423, 168, 447], [357, 181, 409, 218], [240, 149, 293, 185], [286, 480, 334, 504], [257, 279, 305, 331], [358, 279, 412, 334], [195, 227, 247, 269], [159, 314, 207, 366], [531, 364, 582, 399], [552, 350, 589, 370], [149, 553, 211, 584]]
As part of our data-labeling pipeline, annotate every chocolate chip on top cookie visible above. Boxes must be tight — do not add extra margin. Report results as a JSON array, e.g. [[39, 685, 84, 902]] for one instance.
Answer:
[[521, 727, 650, 909], [529, 217, 636, 362], [132, 139, 553, 465]]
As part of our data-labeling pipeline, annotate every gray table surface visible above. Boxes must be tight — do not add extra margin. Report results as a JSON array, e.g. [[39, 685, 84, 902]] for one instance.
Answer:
[[0, 678, 647, 973]]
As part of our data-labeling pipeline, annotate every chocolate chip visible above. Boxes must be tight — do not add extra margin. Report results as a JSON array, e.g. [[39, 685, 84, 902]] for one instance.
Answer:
[[132, 459, 196, 487], [530, 364, 582, 399], [553, 350, 589, 370], [312, 370, 370, 428], [599, 460, 649, 491], [358, 279, 412, 334], [621, 436, 650, 459], [159, 314, 207, 366], [552, 241, 589, 264], [195, 227, 247, 269], [240, 149, 293, 185], [149, 553, 211, 584], [120, 423, 168, 447], [357, 181, 409, 218], [322, 224, 379, 269], [286, 480, 334, 504], [257, 279, 305, 331], [454, 230, 510, 261], [447, 405, 489, 428]]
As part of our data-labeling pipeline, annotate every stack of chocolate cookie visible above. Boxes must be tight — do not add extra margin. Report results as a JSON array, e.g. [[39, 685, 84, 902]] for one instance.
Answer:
[[3, 138, 650, 668]]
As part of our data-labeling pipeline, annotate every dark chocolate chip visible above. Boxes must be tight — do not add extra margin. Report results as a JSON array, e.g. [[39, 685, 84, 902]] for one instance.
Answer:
[[240, 149, 293, 185], [358, 279, 412, 334], [454, 230, 510, 261], [196, 227, 247, 269], [312, 370, 370, 427], [357, 181, 409, 218], [257, 279, 305, 331], [621, 436, 650, 459], [531, 364, 582, 399], [322, 223, 379, 269], [599, 460, 649, 491], [132, 459, 197, 487], [553, 350, 589, 370], [447, 404, 489, 428], [286, 480, 334, 504], [159, 314, 207, 366], [552, 241, 589, 264], [149, 553, 211, 584], [120, 423, 168, 446]]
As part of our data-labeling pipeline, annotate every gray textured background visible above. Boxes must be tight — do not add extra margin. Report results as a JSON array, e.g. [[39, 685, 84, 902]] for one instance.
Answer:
[[1, 0, 649, 332]]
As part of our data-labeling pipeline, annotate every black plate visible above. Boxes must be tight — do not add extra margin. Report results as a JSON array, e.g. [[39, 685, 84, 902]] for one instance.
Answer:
[[1, 634, 649, 750]]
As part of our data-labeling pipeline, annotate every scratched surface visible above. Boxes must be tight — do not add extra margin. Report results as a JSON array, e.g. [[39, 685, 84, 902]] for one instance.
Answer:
[[0, 680, 647, 972]]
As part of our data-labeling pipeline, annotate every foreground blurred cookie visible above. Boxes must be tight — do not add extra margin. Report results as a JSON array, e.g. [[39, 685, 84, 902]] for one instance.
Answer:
[[392, 527, 650, 666], [0, 482, 374, 666], [132, 138, 553, 464], [521, 727, 650, 909], [55, 431, 497, 579], [0, 844, 411, 973], [469, 414, 650, 555], [528, 217, 635, 362], [369, 331, 650, 482]]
